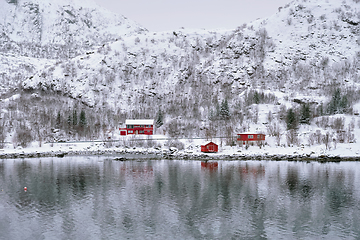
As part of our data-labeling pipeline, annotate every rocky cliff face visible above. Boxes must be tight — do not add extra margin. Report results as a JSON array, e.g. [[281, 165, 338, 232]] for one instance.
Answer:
[[19, 0, 360, 112], [0, 0, 146, 59], [0, 0, 147, 94]]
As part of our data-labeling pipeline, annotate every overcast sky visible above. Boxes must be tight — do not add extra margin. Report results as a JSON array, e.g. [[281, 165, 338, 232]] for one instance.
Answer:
[[93, 0, 291, 32]]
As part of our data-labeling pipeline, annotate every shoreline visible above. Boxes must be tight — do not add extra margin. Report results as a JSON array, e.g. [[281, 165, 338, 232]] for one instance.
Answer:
[[1, 147, 359, 162]]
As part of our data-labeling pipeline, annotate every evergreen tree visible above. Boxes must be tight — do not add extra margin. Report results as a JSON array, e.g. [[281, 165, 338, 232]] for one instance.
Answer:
[[67, 114, 72, 128], [253, 91, 260, 104], [300, 103, 311, 124], [286, 108, 298, 130], [155, 109, 163, 128], [208, 108, 215, 121], [220, 99, 231, 120], [327, 88, 341, 114], [215, 100, 221, 119], [72, 109, 77, 126], [56, 111, 61, 127], [339, 95, 348, 113], [79, 110, 86, 127]]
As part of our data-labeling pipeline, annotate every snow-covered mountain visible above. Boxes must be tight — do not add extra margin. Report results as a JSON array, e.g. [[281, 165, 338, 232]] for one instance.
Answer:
[[0, 0, 146, 94], [0, 0, 146, 59], [1, 0, 360, 147], [21, 0, 360, 110]]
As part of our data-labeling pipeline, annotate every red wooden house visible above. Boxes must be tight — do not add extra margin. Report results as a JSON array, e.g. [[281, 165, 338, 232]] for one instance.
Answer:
[[201, 142, 218, 153], [237, 133, 265, 144], [119, 119, 154, 135]]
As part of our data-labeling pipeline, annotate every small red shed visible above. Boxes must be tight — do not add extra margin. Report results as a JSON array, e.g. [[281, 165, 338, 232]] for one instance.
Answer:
[[237, 133, 265, 144], [201, 142, 218, 153]]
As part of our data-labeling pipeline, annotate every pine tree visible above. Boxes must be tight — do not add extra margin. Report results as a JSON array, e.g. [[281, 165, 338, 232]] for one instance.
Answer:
[[56, 111, 61, 128], [220, 99, 231, 120], [339, 95, 348, 114], [215, 100, 220, 119], [286, 108, 298, 130], [155, 109, 163, 128], [300, 103, 310, 124], [253, 91, 260, 104], [79, 110, 86, 127], [72, 109, 77, 126], [327, 88, 341, 114], [67, 114, 72, 128], [208, 108, 215, 121]]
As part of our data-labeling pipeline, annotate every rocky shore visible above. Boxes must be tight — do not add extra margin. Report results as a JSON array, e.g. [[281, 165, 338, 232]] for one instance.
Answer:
[[1, 146, 360, 162]]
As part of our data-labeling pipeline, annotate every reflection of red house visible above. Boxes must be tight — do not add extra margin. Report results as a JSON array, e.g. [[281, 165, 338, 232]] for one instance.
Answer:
[[201, 142, 218, 153], [239, 165, 265, 178], [201, 162, 218, 170], [119, 119, 154, 135], [237, 133, 265, 144]]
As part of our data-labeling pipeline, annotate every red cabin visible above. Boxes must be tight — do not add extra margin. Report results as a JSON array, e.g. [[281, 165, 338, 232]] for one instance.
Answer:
[[119, 119, 154, 135], [237, 133, 265, 144], [201, 142, 218, 153]]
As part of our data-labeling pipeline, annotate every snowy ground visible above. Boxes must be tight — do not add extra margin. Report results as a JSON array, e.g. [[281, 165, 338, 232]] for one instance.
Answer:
[[1, 133, 359, 161]]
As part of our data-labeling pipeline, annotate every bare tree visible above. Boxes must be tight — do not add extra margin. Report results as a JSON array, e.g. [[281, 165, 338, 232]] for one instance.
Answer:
[[308, 133, 316, 146], [13, 127, 33, 148], [0, 118, 6, 149], [322, 132, 332, 150], [286, 129, 298, 147]]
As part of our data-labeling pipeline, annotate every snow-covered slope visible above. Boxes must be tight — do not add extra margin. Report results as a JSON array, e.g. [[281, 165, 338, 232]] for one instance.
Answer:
[[0, 0, 147, 94], [263, 0, 360, 67], [21, 0, 360, 111], [0, 53, 54, 93], [0, 0, 147, 59]]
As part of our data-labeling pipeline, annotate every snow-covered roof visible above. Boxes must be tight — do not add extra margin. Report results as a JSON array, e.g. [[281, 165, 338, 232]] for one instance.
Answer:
[[238, 132, 265, 135], [125, 119, 154, 125]]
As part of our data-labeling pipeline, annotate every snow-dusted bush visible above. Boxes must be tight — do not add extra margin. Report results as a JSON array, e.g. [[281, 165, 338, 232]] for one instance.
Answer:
[[166, 119, 180, 138], [13, 127, 33, 148], [166, 139, 184, 151], [308, 133, 315, 146], [316, 116, 330, 129], [322, 132, 332, 150], [286, 129, 298, 147], [331, 117, 345, 131]]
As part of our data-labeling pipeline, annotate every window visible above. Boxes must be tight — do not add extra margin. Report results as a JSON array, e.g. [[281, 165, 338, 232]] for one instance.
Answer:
[[139, 130, 144, 134], [248, 135, 253, 139], [127, 125, 134, 129], [257, 135, 260, 139], [128, 130, 133, 133]]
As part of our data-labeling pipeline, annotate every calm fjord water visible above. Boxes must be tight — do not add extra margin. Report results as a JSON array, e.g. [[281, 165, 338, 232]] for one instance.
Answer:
[[1, 157, 360, 239]]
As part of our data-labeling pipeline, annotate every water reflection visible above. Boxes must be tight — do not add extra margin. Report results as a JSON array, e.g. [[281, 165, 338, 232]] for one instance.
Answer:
[[1, 158, 360, 239], [201, 161, 218, 171]]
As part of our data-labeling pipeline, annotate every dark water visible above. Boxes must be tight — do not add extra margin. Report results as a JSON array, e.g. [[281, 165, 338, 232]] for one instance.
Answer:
[[1, 157, 360, 240]]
